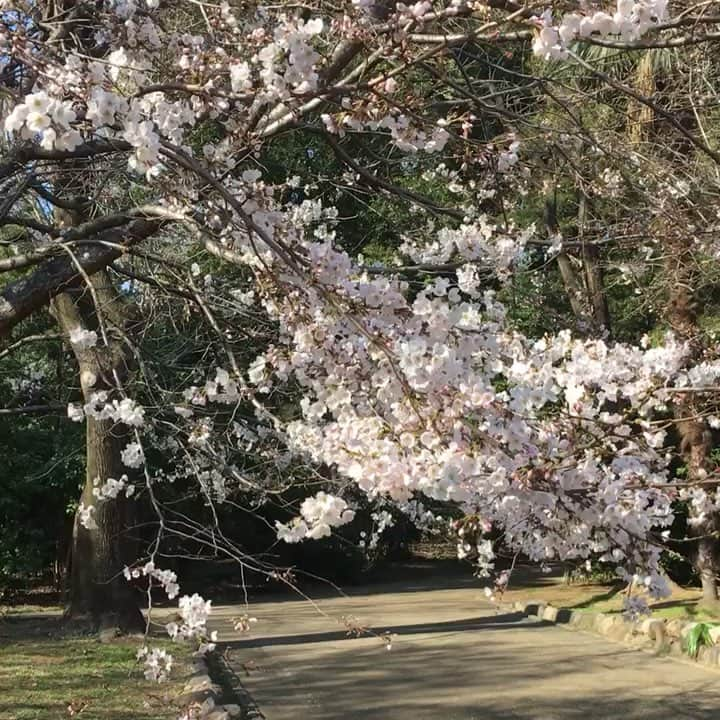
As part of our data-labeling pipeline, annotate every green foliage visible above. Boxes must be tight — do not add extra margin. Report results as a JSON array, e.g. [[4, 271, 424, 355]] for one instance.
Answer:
[[0, 324, 84, 586], [186, 119, 225, 155], [683, 622, 716, 658], [564, 562, 618, 586], [0, 414, 83, 584], [499, 260, 573, 337]]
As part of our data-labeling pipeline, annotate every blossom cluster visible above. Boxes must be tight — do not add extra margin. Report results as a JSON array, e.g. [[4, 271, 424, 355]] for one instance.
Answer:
[[92, 474, 135, 501], [124, 560, 180, 599], [2, 0, 716, 643], [399, 216, 535, 277], [165, 593, 213, 641], [322, 111, 452, 154], [2, 0, 465, 188], [533, 0, 669, 60], [69, 393, 145, 428], [120, 441, 145, 468], [68, 328, 99, 350], [181, 367, 243, 410], [77, 502, 97, 531], [4, 91, 82, 151], [136, 646, 173, 683], [231, 191, 720, 592], [275, 491, 356, 542]]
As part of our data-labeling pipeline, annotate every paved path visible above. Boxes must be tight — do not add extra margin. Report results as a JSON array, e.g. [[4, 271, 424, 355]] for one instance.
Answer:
[[214, 580, 719, 719]]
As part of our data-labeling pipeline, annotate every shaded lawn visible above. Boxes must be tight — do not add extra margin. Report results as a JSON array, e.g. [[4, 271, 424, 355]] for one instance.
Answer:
[[500, 569, 720, 621], [0, 612, 192, 720]]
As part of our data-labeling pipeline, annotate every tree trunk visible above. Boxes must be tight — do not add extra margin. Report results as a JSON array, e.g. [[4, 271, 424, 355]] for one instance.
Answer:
[[578, 195, 610, 336], [666, 238, 720, 604], [555, 250, 590, 329], [544, 182, 606, 335], [623, 44, 720, 601], [68, 413, 143, 630], [676, 410, 720, 604], [696, 535, 720, 603], [53, 278, 143, 632]]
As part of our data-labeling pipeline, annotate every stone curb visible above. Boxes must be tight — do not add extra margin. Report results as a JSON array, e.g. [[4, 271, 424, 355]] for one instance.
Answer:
[[179, 652, 243, 720], [500, 599, 720, 670]]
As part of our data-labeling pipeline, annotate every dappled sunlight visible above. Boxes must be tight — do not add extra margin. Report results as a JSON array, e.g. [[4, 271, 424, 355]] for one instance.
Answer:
[[213, 581, 720, 720]]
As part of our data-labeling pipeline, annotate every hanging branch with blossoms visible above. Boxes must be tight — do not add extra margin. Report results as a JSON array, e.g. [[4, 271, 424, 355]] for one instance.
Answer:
[[3, 0, 720, 687]]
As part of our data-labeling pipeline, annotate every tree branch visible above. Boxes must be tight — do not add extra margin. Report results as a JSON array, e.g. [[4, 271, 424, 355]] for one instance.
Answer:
[[0, 219, 164, 337], [0, 332, 62, 361], [0, 140, 131, 181], [0, 404, 67, 416]]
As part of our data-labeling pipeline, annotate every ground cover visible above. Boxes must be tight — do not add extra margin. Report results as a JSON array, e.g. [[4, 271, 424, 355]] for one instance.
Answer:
[[0, 609, 193, 720], [501, 569, 720, 621]]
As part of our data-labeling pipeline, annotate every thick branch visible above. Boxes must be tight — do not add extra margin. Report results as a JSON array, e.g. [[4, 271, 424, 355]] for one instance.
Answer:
[[0, 206, 177, 273], [0, 219, 163, 337], [0, 140, 131, 181]]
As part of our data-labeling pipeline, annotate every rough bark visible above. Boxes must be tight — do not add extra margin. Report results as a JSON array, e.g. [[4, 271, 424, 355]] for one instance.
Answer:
[[666, 238, 720, 603], [69, 413, 143, 630], [555, 250, 590, 327], [53, 273, 143, 631], [0, 2, 147, 628]]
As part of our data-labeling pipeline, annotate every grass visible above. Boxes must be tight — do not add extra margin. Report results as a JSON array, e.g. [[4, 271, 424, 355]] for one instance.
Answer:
[[645, 601, 720, 622], [0, 610, 194, 720], [498, 566, 720, 622]]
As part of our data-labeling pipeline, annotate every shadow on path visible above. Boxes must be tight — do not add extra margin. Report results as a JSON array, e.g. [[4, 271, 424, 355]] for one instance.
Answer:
[[224, 611, 548, 649], [566, 585, 624, 610]]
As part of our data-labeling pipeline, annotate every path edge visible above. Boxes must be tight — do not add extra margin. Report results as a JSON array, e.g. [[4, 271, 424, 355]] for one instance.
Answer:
[[499, 599, 720, 670], [177, 650, 248, 719]]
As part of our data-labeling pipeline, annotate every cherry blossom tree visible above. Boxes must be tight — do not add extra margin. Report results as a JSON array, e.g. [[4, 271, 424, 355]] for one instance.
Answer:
[[4, 0, 720, 684]]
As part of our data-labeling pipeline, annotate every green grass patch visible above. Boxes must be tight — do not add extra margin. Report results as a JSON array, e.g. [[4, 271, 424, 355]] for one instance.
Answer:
[[499, 565, 719, 624], [647, 603, 720, 622], [0, 613, 193, 720], [683, 622, 717, 658], [566, 592, 720, 622]]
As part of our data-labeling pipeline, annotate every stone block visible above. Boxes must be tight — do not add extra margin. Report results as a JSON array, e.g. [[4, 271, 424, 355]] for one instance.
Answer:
[[191, 659, 208, 673], [641, 620, 667, 651], [707, 646, 720, 666], [184, 674, 214, 693], [596, 614, 614, 635], [574, 612, 597, 631], [177, 689, 215, 708], [667, 639, 683, 656], [665, 619, 685, 638], [639, 619, 655, 635], [680, 622, 698, 639], [524, 602, 545, 618], [607, 617, 632, 642]]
